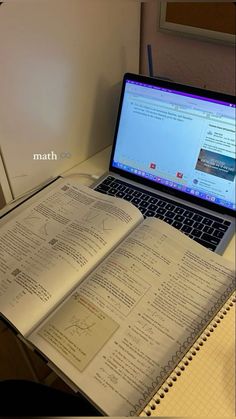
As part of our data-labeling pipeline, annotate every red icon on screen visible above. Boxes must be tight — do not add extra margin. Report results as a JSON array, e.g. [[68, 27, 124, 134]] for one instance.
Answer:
[[176, 172, 183, 178], [150, 163, 156, 169]]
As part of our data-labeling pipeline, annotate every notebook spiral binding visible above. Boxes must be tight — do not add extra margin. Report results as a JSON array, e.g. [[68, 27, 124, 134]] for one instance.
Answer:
[[143, 293, 236, 417]]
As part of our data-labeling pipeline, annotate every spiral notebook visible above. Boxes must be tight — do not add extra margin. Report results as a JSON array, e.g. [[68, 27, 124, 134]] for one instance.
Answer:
[[140, 293, 235, 417]]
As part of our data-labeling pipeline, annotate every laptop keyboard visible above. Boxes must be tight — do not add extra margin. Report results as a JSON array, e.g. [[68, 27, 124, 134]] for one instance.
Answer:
[[94, 176, 231, 252]]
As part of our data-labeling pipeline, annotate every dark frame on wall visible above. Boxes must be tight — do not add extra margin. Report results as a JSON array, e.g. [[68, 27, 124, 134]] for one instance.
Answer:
[[159, 1, 236, 45]]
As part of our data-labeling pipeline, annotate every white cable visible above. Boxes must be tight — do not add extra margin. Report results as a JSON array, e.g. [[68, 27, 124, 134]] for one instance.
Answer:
[[64, 173, 100, 180]]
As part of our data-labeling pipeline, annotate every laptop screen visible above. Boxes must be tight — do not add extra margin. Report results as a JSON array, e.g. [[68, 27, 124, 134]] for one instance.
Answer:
[[111, 74, 236, 213]]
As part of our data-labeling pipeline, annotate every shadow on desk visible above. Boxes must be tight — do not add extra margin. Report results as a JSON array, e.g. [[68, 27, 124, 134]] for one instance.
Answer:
[[0, 379, 101, 416]]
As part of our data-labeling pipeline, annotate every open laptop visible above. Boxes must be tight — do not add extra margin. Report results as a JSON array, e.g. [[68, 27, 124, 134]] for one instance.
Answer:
[[93, 73, 235, 254]]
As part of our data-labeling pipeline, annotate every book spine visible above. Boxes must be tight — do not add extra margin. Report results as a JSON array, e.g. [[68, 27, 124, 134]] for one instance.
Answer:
[[141, 293, 236, 417]]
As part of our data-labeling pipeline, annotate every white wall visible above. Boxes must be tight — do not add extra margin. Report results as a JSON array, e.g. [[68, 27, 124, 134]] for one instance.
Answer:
[[0, 0, 140, 200]]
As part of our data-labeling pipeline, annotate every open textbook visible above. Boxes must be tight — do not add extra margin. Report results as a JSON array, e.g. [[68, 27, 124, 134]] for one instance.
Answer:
[[0, 178, 235, 416]]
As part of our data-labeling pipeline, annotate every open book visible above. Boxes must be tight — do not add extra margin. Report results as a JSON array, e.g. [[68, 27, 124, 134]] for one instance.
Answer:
[[0, 178, 235, 416]]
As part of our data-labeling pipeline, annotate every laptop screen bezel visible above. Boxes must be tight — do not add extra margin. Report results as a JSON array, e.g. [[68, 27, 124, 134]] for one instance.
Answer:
[[109, 73, 236, 217]]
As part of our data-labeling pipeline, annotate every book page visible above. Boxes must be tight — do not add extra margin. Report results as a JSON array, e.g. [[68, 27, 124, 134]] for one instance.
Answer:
[[140, 296, 235, 417], [0, 180, 142, 336], [29, 218, 235, 416]]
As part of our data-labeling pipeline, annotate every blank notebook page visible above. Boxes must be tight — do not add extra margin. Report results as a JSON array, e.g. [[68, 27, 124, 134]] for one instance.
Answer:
[[140, 296, 235, 417]]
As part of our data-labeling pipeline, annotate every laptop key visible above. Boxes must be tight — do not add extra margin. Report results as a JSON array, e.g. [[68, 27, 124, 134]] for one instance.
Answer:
[[149, 197, 159, 204], [213, 230, 224, 239], [193, 237, 217, 251], [132, 191, 142, 197], [132, 197, 142, 205], [211, 215, 227, 223], [183, 218, 194, 226], [212, 222, 229, 232], [192, 214, 203, 222], [109, 188, 119, 195], [109, 182, 120, 189], [158, 200, 166, 207], [141, 193, 150, 201], [123, 194, 133, 201], [146, 204, 156, 211], [146, 210, 155, 217], [164, 217, 173, 225], [95, 184, 110, 192], [202, 217, 213, 226], [203, 226, 214, 234], [175, 215, 185, 222], [201, 233, 221, 246], [183, 210, 194, 218], [191, 229, 202, 238], [113, 184, 127, 191], [119, 185, 127, 192], [140, 201, 149, 209], [156, 207, 166, 215], [126, 188, 135, 195], [193, 222, 204, 230], [181, 225, 192, 233], [166, 204, 175, 211], [165, 210, 175, 218], [116, 191, 126, 198], [102, 177, 114, 185], [174, 207, 184, 215], [172, 221, 183, 229], [114, 183, 127, 192]]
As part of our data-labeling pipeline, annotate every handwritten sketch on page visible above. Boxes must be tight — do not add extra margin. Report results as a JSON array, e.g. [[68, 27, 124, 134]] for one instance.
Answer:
[[38, 294, 119, 371]]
